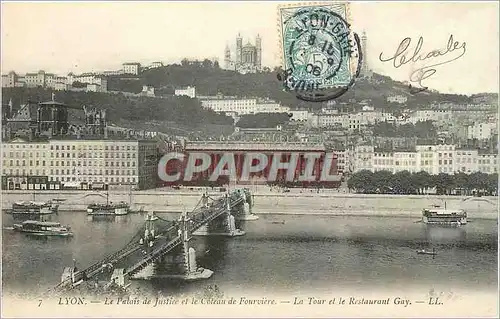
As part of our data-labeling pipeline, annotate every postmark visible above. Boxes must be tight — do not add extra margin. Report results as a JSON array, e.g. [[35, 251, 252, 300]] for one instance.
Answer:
[[277, 3, 362, 102]]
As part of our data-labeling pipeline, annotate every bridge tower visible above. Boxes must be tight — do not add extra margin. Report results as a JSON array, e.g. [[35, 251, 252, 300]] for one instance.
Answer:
[[139, 213, 157, 246], [153, 211, 214, 280], [192, 193, 245, 237]]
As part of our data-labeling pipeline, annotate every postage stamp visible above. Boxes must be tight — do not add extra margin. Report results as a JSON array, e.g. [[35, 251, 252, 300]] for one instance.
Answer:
[[277, 2, 362, 102]]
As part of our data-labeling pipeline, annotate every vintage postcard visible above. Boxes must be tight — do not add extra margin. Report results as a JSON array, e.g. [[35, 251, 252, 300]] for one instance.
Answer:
[[1, 1, 498, 318]]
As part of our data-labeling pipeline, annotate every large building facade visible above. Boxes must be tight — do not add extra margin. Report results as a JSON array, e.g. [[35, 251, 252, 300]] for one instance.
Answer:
[[199, 95, 289, 115], [224, 33, 262, 74], [161, 142, 340, 187], [1, 138, 159, 190]]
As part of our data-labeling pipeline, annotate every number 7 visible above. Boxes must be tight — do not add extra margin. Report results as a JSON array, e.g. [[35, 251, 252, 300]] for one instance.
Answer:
[[38, 299, 42, 307]]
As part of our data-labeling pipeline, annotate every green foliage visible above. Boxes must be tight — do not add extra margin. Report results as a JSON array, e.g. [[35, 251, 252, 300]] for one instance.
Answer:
[[373, 120, 437, 138], [347, 170, 498, 195], [236, 113, 291, 128], [2, 87, 233, 127], [115, 65, 477, 111]]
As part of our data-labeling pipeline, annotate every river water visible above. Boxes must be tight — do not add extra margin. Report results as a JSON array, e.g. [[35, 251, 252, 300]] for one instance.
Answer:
[[2, 210, 497, 299]]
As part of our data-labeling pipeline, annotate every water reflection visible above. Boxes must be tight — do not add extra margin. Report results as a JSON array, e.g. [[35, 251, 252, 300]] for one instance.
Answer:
[[424, 225, 467, 244], [87, 215, 131, 223], [11, 214, 57, 222]]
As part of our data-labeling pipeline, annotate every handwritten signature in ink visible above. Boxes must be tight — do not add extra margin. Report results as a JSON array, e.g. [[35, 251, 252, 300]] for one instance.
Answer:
[[379, 35, 466, 94]]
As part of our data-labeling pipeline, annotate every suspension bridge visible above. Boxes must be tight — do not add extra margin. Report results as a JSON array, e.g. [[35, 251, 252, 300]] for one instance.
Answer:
[[45, 188, 257, 296]]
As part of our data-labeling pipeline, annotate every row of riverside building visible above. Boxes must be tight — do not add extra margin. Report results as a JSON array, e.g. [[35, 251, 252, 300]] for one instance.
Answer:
[[1, 138, 160, 191], [2, 139, 497, 191], [336, 144, 498, 176]]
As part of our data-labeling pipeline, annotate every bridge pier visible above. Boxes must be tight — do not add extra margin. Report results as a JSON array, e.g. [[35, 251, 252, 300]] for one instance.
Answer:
[[133, 212, 214, 281], [234, 189, 259, 221], [193, 194, 245, 237]]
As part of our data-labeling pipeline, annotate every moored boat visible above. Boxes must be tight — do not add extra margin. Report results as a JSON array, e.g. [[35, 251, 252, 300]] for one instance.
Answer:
[[12, 220, 73, 237], [422, 207, 467, 226], [9, 201, 59, 215], [87, 191, 130, 216], [87, 202, 129, 216]]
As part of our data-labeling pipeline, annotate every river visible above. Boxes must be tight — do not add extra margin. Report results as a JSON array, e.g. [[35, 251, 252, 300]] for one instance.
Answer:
[[2, 209, 497, 300]]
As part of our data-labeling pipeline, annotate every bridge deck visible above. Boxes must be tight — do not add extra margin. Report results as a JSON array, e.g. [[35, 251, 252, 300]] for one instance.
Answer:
[[48, 190, 248, 294]]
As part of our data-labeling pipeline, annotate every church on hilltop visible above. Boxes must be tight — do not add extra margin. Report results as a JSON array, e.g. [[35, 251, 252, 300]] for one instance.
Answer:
[[224, 33, 262, 74]]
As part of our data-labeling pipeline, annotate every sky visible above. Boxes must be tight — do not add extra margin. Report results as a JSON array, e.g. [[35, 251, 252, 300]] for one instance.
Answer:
[[1, 1, 499, 95]]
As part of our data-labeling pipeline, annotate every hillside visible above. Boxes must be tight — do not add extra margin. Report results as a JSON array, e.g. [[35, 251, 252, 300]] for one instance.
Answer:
[[2, 65, 496, 138], [1, 87, 234, 136], [109, 63, 486, 110]]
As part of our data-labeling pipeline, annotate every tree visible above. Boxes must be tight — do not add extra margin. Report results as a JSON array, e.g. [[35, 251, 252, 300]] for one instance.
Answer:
[[348, 170, 375, 193], [433, 173, 455, 195], [372, 170, 393, 193], [2, 87, 233, 128], [487, 173, 498, 195], [347, 170, 499, 196], [236, 113, 290, 128], [453, 172, 470, 195], [392, 171, 415, 194], [411, 171, 432, 194], [202, 59, 213, 68]]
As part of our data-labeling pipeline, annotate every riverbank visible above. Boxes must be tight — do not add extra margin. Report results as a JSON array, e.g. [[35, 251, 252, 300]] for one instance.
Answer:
[[2, 189, 497, 220]]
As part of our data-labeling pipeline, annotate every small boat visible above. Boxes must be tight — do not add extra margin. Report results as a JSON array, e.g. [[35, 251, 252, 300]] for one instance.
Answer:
[[13, 220, 73, 237], [8, 201, 59, 215], [271, 220, 285, 224], [87, 191, 129, 216], [87, 202, 129, 216], [416, 249, 437, 256]]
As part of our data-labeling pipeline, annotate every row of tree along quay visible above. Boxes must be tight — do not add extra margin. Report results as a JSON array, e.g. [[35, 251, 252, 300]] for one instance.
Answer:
[[347, 170, 498, 196]]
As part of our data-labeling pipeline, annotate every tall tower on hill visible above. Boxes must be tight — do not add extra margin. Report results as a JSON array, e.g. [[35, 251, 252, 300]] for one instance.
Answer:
[[255, 34, 262, 70], [236, 33, 243, 65], [361, 31, 372, 79]]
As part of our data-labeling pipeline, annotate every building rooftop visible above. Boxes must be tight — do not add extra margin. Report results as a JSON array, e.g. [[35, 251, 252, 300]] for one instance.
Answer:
[[185, 141, 325, 151]]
